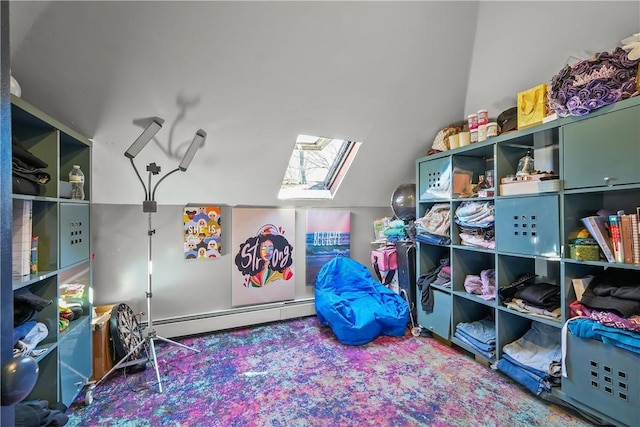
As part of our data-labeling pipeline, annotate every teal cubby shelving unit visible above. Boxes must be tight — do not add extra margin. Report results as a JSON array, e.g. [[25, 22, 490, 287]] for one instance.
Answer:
[[10, 94, 93, 408], [415, 95, 640, 427]]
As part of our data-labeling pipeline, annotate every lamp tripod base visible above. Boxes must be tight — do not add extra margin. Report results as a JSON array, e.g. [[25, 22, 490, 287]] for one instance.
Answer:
[[84, 326, 200, 405], [136, 328, 201, 393]]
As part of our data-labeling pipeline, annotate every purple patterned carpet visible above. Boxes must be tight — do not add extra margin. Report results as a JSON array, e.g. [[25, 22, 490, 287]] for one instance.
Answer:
[[66, 316, 594, 426]]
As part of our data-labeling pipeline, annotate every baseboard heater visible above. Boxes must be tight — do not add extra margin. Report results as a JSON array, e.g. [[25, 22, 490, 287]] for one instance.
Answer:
[[149, 298, 317, 338]]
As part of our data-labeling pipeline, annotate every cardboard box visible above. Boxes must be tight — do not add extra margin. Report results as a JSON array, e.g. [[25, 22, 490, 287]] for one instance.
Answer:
[[571, 275, 594, 301], [91, 304, 116, 381], [452, 169, 473, 195], [92, 304, 115, 330], [517, 84, 548, 130]]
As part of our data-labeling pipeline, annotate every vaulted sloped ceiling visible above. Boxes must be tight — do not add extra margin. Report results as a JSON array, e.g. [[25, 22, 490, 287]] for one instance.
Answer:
[[8, 1, 479, 207], [10, 2, 639, 209]]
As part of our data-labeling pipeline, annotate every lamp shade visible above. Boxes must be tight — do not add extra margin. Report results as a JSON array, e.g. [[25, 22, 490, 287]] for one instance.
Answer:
[[124, 117, 165, 159], [178, 129, 207, 171]]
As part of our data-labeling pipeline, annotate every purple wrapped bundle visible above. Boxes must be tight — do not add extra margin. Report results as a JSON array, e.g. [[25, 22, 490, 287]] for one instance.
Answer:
[[549, 47, 639, 117]]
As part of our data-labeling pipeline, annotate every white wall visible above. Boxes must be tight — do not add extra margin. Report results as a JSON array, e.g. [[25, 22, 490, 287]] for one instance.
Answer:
[[91, 204, 392, 325], [465, 1, 640, 117], [81, 2, 640, 340]]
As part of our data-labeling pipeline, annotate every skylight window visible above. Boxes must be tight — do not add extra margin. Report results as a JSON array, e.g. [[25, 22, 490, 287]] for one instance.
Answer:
[[278, 134, 361, 200]]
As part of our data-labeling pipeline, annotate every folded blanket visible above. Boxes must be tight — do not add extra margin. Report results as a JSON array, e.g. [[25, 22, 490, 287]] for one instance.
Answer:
[[455, 201, 495, 227], [415, 203, 450, 237]]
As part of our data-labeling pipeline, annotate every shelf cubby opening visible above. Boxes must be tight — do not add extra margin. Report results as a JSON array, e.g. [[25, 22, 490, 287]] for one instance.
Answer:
[[451, 248, 495, 295]]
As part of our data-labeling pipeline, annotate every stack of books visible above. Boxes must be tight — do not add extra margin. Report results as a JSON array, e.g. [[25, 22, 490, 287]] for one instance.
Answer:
[[581, 211, 640, 265]]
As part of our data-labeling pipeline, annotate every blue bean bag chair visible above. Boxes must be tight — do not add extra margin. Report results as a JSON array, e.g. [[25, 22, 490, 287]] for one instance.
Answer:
[[315, 257, 409, 345]]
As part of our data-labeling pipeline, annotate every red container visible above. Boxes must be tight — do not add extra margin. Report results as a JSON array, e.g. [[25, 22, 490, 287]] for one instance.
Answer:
[[478, 109, 489, 126], [467, 113, 478, 131]]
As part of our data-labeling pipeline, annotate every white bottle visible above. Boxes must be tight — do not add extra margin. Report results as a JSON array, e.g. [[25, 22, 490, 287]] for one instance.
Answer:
[[69, 165, 85, 200]]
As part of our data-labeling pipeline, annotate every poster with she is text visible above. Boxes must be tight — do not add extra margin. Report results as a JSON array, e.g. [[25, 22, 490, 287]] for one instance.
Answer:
[[232, 208, 295, 306], [183, 206, 222, 259]]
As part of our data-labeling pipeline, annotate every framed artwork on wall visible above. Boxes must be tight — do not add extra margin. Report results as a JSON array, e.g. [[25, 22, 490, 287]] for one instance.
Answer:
[[183, 206, 222, 259], [232, 208, 295, 306], [305, 210, 351, 286]]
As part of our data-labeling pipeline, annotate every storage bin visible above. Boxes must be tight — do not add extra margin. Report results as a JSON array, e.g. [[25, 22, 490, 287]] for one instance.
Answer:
[[60, 203, 90, 267], [568, 239, 601, 261], [564, 333, 639, 427], [417, 288, 451, 339], [60, 318, 92, 406], [418, 157, 451, 200], [495, 195, 559, 256]]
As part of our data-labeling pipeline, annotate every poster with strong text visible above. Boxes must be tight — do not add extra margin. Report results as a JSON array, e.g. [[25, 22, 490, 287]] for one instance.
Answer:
[[232, 208, 295, 306], [305, 210, 351, 286]]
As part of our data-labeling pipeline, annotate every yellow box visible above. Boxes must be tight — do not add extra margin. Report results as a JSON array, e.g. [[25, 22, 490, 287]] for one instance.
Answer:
[[517, 84, 548, 130]]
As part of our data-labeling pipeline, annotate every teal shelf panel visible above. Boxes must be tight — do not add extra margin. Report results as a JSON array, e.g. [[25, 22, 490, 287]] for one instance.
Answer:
[[415, 96, 640, 426], [10, 94, 92, 411]]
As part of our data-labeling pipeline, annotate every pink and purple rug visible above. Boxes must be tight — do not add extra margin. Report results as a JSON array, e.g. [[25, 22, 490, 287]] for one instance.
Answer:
[[66, 316, 594, 426]]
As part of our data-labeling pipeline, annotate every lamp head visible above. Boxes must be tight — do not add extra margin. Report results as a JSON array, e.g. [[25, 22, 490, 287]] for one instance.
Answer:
[[124, 117, 165, 159], [178, 129, 207, 171]]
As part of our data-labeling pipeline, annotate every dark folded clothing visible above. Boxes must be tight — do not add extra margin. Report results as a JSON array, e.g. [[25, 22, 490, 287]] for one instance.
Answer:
[[580, 269, 640, 317], [588, 268, 640, 289], [580, 294, 640, 318], [498, 273, 537, 302], [12, 137, 49, 169], [14, 288, 52, 311], [514, 283, 560, 311], [13, 173, 42, 196], [592, 284, 640, 302], [417, 257, 449, 313], [13, 158, 51, 184], [12, 157, 51, 196], [14, 288, 53, 325], [16, 400, 68, 427]]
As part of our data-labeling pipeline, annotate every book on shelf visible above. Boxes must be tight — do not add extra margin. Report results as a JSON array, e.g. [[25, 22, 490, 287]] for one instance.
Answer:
[[30, 236, 38, 275], [12, 199, 33, 276], [581, 215, 615, 263], [620, 214, 633, 264], [608, 215, 624, 263], [631, 213, 640, 265]]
